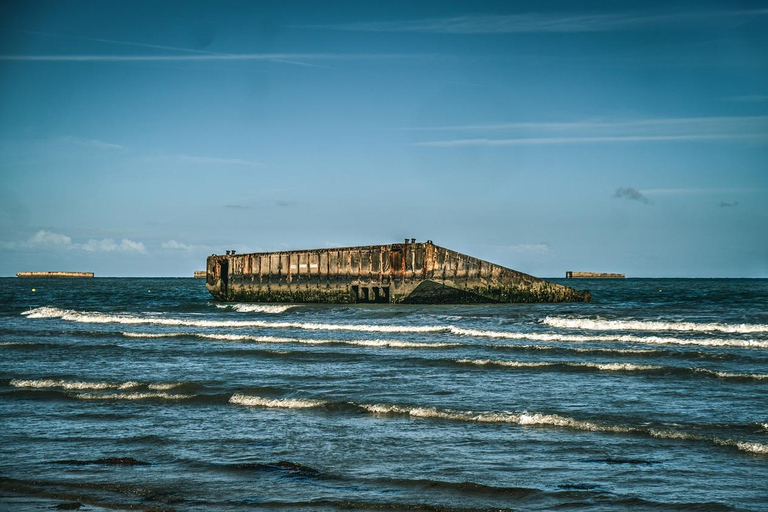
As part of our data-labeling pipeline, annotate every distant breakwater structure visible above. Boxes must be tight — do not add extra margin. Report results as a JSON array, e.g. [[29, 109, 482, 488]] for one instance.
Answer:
[[566, 271, 625, 279], [205, 240, 591, 304], [16, 271, 94, 278]]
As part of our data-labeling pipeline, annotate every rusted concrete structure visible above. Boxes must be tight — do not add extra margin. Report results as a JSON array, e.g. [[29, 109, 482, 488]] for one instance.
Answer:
[[17, 272, 94, 278], [206, 240, 591, 304], [566, 271, 625, 279], [193, 271, 207, 279]]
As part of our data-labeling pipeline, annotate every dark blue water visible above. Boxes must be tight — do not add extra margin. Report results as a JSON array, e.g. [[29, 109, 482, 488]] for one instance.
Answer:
[[2, 278, 767, 511]]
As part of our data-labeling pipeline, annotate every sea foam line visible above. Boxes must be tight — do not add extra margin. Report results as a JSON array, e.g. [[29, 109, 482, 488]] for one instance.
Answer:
[[9, 378, 188, 391], [455, 359, 768, 380], [23, 307, 443, 333], [544, 316, 768, 334], [75, 392, 194, 400], [229, 394, 768, 455], [122, 331, 459, 348], [229, 393, 326, 408], [456, 359, 663, 372], [10, 378, 141, 391], [215, 303, 298, 314], [24, 307, 768, 349]]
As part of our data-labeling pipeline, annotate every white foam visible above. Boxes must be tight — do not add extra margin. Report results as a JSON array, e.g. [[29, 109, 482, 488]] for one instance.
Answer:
[[456, 359, 662, 372], [25, 307, 445, 333], [451, 326, 768, 349], [693, 368, 768, 380], [76, 392, 193, 400], [122, 331, 457, 349], [216, 303, 297, 314], [26, 307, 768, 349], [9, 378, 183, 391], [0, 341, 29, 346], [147, 382, 184, 390], [11, 378, 120, 390], [229, 393, 325, 409], [544, 316, 768, 334], [649, 429, 768, 455]]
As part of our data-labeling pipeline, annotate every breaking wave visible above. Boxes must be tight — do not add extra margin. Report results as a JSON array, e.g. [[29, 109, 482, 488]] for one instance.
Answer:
[[23, 307, 768, 349], [9, 378, 192, 392], [360, 403, 768, 454], [226, 393, 768, 455], [229, 393, 326, 409], [24, 307, 444, 333], [456, 359, 663, 372], [75, 392, 194, 400], [10, 378, 142, 391], [543, 316, 768, 334], [215, 303, 298, 314], [124, 331, 459, 349], [455, 359, 768, 380]]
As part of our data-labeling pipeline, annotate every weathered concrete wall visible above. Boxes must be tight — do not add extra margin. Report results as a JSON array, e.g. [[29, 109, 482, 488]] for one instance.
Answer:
[[566, 271, 625, 278], [17, 272, 94, 278], [206, 242, 591, 304], [193, 271, 206, 278]]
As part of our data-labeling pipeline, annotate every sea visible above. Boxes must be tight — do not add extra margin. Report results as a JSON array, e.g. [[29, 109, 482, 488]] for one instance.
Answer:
[[1, 277, 767, 511]]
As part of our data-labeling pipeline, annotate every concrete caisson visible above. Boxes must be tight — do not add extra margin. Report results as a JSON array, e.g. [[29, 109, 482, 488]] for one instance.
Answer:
[[206, 241, 591, 304]]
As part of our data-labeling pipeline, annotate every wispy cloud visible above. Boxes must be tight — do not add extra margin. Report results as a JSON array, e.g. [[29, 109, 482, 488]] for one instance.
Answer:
[[1, 230, 146, 253], [402, 116, 768, 132], [160, 239, 213, 252], [0, 53, 418, 62], [174, 154, 261, 167], [614, 187, 651, 205], [414, 134, 768, 147], [294, 9, 768, 34], [411, 116, 768, 146], [725, 95, 768, 102], [62, 136, 125, 150], [5, 28, 337, 68], [719, 201, 739, 208]]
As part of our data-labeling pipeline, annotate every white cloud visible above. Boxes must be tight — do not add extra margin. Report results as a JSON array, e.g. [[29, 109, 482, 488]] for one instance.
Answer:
[[81, 238, 147, 253], [1, 230, 146, 253], [28, 230, 73, 247], [162, 240, 194, 251]]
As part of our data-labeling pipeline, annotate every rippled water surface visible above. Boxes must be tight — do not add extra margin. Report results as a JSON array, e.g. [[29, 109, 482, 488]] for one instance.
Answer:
[[1, 277, 767, 511]]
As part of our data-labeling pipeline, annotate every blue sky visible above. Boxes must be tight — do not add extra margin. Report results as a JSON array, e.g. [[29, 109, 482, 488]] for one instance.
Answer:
[[1, 0, 766, 277]]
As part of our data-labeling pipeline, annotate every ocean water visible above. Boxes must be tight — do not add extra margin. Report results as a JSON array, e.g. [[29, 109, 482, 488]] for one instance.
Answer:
[[1, 277, 767, 511]]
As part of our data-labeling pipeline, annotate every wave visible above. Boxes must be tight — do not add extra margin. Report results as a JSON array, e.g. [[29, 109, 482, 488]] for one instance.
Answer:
[[360, 403, 768, 454], [24, 307, 445, 333], [455, 359, 768, 381], [75, 392, 195, 400], [9, 378, 196, 392], [544, 316, 768, 334], [227, 393, 768, 454], [229, 393, 326, 409], [452, 327, 768, 349], [24, 307, 768, 349], [122, 331, 459, 349], [10, 378, 141, 390], [215, 303, 297, 314], [456, 358, 663, 372]]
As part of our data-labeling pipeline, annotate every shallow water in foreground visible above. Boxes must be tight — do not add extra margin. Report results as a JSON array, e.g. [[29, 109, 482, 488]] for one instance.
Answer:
[[1, 277, 767, 511]]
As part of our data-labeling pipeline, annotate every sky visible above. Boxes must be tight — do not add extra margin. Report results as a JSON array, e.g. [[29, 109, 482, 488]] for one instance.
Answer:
[[0, 0, 766, 277]]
